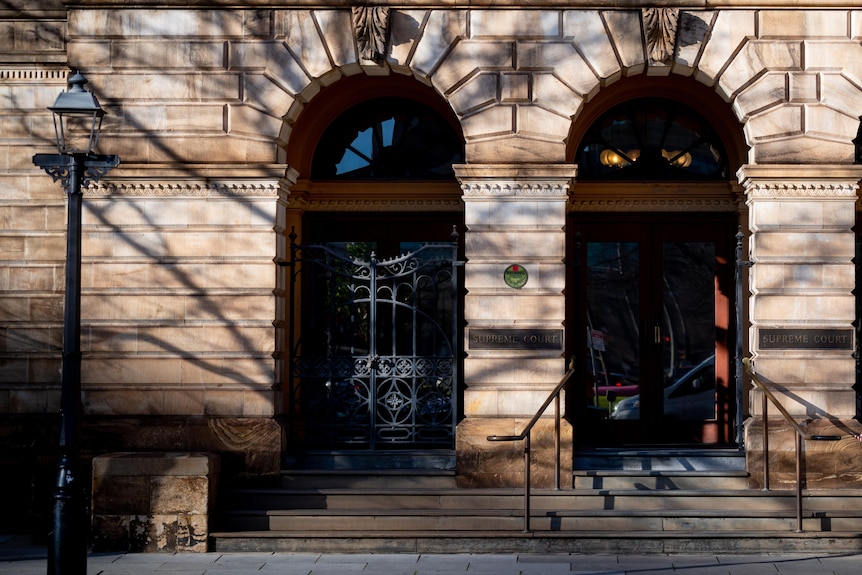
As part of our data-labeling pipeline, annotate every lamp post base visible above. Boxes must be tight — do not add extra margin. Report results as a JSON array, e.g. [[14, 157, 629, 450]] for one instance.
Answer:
[[47, 453, 88, 575]]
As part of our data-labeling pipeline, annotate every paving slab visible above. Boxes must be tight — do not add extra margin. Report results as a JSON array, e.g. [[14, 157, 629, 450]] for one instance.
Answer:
[[553, 555, 623, 574], [258, 567, 329, 575], [562, 554, 618, 568], [770, 556, 831, 572], [567, 568, 625, 575], [464, 554, 520, 571], [519, 564, 576, 575], [818, 553, 862, 573], [614, 555, 676, 569], [95, 570, 208, 575], [3, 536, 862, 575], [666, 566, 733, 575]]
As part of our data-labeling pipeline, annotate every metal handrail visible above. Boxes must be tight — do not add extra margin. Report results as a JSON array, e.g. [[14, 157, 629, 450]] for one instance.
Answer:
[[742, 357, 841, 532], [487, 365, 576, 532]]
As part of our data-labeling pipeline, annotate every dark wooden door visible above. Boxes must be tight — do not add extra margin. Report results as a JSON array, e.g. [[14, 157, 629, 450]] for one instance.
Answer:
[[570, 214, 735, 446]]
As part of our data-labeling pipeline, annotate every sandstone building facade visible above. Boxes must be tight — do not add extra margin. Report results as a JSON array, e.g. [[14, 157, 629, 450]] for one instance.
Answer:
[[3, 1, 862, 538]]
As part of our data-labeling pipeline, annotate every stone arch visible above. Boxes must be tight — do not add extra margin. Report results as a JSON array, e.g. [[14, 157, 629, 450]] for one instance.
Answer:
[[726, 29, 862, 164], [575, 8, 862, 166], [285, 73, 463, 179], [271, 9, 470, 165], [566, 75, 748, 173], [227, 9, 862, 169]]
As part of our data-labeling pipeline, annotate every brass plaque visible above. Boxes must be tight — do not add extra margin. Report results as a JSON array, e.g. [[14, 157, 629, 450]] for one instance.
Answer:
[[469, 329, 563, 350], [758, 328, 854, 350]]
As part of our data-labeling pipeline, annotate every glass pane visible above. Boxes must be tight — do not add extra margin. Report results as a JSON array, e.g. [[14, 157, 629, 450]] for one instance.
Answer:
[[586, 242, 641, 420], [662, 242, 716, 420], [312, 97, 464, 180], [577, 98, 728, 180]]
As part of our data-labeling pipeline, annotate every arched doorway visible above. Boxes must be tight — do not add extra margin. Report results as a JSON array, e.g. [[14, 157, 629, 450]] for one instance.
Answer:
[[283, 76, 465, 461], [567, 81, 746, 449]]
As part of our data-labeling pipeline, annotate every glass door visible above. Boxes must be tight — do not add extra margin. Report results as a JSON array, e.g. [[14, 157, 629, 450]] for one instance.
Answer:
[[570, 215, 734, 446]]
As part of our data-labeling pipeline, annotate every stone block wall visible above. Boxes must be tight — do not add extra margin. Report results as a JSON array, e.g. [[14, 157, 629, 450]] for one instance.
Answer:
[[77, 174, 283, 477], [740, 165, 862, 487], [3, 5, 862, 533], [91, 452, 219, 553], [745, 419, 862, 489], [1, 5, 289, 535], [455, 165, 574, 487], [457, 418, 572, 488], [0, 2, 74, 533]]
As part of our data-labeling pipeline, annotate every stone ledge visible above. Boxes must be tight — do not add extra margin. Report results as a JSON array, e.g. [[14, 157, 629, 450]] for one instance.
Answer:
[[93, 451, 219, 477]]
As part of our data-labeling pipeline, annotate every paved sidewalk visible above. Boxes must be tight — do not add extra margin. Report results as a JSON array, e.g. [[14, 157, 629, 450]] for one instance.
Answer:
[[3, 538, 862, 574]]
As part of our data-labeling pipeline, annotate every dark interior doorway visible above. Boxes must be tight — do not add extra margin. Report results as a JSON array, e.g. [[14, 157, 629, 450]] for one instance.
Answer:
[[568, 213, 735, 446]]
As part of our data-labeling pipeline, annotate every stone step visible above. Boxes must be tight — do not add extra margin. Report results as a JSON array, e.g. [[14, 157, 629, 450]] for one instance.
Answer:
[[280, 460, 748, 491], [211, 461, 862, 555], [280, 468, 457, 489], [210, 530, 862, 554], [574, 448, 746, 472], [573, 470, 750, 490], [218, 506, 862, 533], [283, 449, 456, 471], [219, 487, 862, 513]]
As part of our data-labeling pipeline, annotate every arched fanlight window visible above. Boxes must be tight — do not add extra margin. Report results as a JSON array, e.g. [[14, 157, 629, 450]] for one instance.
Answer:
[[311, 97, 464, 180], [577, 98, 729, 180]]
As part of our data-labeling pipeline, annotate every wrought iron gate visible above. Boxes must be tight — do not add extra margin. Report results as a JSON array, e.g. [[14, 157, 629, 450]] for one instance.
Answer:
[[287, 231, 461, 449]]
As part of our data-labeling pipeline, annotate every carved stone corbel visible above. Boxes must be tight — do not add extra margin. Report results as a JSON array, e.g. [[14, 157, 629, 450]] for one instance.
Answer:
[[642, 8, 679, 65], [352, 6, 390, 63]]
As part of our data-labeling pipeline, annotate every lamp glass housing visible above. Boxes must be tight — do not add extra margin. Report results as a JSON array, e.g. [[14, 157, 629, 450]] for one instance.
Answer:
[[48, 72, 106, 155]]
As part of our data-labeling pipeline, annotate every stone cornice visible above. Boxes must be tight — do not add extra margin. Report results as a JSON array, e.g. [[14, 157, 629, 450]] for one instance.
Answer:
[[569, 181, 741, 212], [460, 182, 570, 198], [737, 165, 862, 199], [737, 165, 862, 184], [88, 181, 280, 197], [570, 196, 738, 212], [455, 164, 575, 198], [743, 183, 859, 198], [101, 164, 286, 180], [454, 164, 577, 181], [286, 196, 463, 211], [285, 179, 463, 211], [0, 69, 67, 82]]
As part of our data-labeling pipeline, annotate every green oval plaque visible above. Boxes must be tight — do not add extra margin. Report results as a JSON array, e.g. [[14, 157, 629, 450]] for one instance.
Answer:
[[503, 264, 528, 289]]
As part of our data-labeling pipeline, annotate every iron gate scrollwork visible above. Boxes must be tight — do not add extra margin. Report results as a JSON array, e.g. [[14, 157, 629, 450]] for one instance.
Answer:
[[287, 230, 461, 449]]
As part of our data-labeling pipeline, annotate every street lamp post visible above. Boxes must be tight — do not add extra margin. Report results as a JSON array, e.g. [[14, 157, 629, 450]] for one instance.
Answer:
[[32, 71, 119, 575]]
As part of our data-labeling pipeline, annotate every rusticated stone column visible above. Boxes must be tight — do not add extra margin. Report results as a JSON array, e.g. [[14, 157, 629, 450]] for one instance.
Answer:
[[738, 165, 862, 488], [454, 164, 575, 487], [91, 452, 219, 553]]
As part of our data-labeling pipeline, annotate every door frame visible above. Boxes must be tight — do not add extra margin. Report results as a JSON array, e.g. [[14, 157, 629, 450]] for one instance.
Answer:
[[285, 212, 465, 451], [567, 212, 737, 447]]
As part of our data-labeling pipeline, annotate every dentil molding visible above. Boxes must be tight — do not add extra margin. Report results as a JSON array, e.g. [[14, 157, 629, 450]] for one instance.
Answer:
[[737, 164, 862, 199], [460, 182, 571, 198], [88, 181, 280, 197]]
